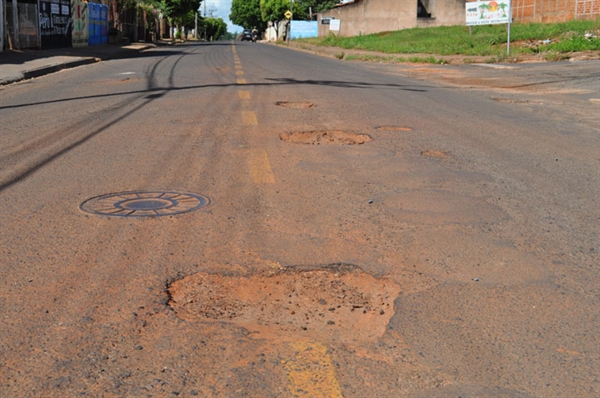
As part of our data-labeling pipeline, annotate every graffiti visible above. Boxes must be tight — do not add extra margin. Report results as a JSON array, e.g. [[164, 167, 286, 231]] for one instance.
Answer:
[[39, 0, 71, 47], [71, 0, 88, 46]]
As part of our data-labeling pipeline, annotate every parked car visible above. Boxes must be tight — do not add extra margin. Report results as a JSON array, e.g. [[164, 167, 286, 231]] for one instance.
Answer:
[[241, 29, 253, 41]]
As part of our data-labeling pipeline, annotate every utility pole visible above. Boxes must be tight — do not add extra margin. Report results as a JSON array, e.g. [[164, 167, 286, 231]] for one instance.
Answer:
[[287, 0, 292, 44]]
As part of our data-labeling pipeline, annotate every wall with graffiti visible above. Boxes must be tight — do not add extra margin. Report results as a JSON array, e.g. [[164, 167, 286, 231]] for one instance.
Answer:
[[71, 0, 88, 47], [39, 0, 71, 48]]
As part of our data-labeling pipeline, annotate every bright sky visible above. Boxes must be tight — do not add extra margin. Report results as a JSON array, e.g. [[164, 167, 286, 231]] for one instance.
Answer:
[[201, 0, 243, 33]]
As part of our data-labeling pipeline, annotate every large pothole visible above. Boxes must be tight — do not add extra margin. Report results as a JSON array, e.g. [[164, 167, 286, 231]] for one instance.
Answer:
[[276, 101, 315, 109], [280, 130, 372, 145], [168, 265, 400, 344]]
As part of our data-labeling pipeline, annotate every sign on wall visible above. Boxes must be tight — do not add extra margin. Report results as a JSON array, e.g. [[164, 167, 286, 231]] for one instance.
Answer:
[[330, 19, 341, 31], [290, 21, 318, 39], [466, 1, 511, 25]]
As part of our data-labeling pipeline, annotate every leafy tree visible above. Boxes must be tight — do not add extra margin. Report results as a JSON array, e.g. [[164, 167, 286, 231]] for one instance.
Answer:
[[230, 0, 265, 30], [260, 0, 288, 22], [293, 0, 338, 20], [260, 0, 289, 37], [166, 0, 200, 27], [202, 17, 227, 40]]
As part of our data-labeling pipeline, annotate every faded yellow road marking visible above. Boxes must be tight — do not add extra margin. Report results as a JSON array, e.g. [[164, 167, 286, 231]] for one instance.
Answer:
[[249, 149, 275, 184], [284, 340, 343, 398], [237, 78, 247, 85], [236, 70, 245, 76], [242, 111, 257, 125], [238, 91, 251, 100]]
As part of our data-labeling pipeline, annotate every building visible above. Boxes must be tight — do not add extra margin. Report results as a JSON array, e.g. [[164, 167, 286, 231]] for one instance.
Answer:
[[318, 0, 599, 37]]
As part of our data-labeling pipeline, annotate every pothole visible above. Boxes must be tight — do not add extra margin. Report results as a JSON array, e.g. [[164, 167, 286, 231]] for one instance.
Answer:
[[421, 150, 451, 159], [280, 131, 372, 145], [276, 101, 315, 109], [375, 126, 413, 132], [80, 191, 210, 217], [168, 264, 400, 344]]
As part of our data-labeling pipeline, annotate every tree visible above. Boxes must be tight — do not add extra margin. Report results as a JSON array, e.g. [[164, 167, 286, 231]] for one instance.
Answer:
[[260, 0, 288, 38], [230, 0, 265, 30], [202, 17, 227, 40], [260, 0, 288, 23], [293, 0, 338, 20], [166, 0, 201, 27]]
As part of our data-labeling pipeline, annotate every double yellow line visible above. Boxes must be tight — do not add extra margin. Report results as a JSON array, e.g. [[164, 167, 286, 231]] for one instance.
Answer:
[[231, 44, 344, 397], [232, 45, 275, 185]]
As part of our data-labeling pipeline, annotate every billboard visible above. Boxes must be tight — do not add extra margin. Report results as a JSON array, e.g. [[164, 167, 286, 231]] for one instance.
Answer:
[[466, 1, 511, 25], [290, 21, 318, 39]]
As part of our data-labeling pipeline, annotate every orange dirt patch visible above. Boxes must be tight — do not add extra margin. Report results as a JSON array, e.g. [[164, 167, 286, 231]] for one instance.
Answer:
[[421, 149, 451, 159], [376, 126, 413, 131], [168, 265, 400, 344], [280, 130, 372, 145]]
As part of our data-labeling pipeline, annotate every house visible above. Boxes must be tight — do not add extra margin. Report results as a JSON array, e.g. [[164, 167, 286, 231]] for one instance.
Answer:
[[317, 0, 599, 37]]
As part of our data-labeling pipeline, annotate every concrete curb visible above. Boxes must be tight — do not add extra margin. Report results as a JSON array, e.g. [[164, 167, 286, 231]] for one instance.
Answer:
[[0, 43, 155, 86], [21, 57, 100, 80]]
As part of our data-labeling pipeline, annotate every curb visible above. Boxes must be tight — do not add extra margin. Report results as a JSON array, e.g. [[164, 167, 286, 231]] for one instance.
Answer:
[[0, 44, 154, 86], [22, 57, 100, 80]]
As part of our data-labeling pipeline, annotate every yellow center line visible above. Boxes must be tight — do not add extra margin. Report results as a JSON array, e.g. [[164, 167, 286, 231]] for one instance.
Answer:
[[248, 149, 275, 184], [242, 111, 258, 125], [237, 78, 247, 85], [238, 91, 251, 100], [283, 340, 343, 398], [236, 70, 245, 76]]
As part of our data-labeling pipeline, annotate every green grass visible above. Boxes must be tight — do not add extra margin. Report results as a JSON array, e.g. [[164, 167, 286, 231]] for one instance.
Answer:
[[299, 19, 600, 58], [344, 54, 447, 64]]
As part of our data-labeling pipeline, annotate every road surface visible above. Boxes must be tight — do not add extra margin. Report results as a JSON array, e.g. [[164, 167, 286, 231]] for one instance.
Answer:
[[1, 42, 598, 397]]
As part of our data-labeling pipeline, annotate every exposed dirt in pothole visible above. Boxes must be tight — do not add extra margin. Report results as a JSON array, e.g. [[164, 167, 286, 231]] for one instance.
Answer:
[[276, 101, 315, 109], [280, 130, 372, 145], [421, 149, 451, 159], [376, 126, 413, 131], [168, 265, 400, 344]]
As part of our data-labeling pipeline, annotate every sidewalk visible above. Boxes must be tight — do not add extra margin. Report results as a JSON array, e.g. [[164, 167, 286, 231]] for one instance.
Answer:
[[0, 42, 157, 86]]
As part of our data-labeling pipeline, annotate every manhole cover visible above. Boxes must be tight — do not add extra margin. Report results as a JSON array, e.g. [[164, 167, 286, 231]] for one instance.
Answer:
[[168, 265, 400, 344], [80, 191, 210, 217], [421, 150, 451, 159], [280, 130, 372, 145], [275, 101, 315, 109], [375, 126, 413, 131]]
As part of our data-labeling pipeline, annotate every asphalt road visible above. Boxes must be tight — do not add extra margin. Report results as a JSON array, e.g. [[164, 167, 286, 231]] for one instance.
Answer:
[[1, 42, 598, 397]]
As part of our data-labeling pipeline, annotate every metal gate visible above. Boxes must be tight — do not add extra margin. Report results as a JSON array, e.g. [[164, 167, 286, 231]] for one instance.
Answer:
[[6, 3, 40, 49]]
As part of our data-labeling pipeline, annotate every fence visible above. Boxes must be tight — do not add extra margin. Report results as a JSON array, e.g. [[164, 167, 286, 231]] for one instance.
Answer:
[[512, 0, 599, 22]]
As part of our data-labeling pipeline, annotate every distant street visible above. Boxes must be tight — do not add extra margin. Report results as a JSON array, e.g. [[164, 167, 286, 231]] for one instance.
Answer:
[[1, 41, 598, 397]]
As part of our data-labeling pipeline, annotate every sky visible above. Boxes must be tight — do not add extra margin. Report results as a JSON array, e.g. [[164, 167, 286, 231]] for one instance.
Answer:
[[201, 0, 243, 33]]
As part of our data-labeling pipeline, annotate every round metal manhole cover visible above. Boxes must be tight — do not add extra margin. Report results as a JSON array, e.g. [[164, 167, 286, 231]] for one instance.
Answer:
[[80, 191, 210, 217]]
